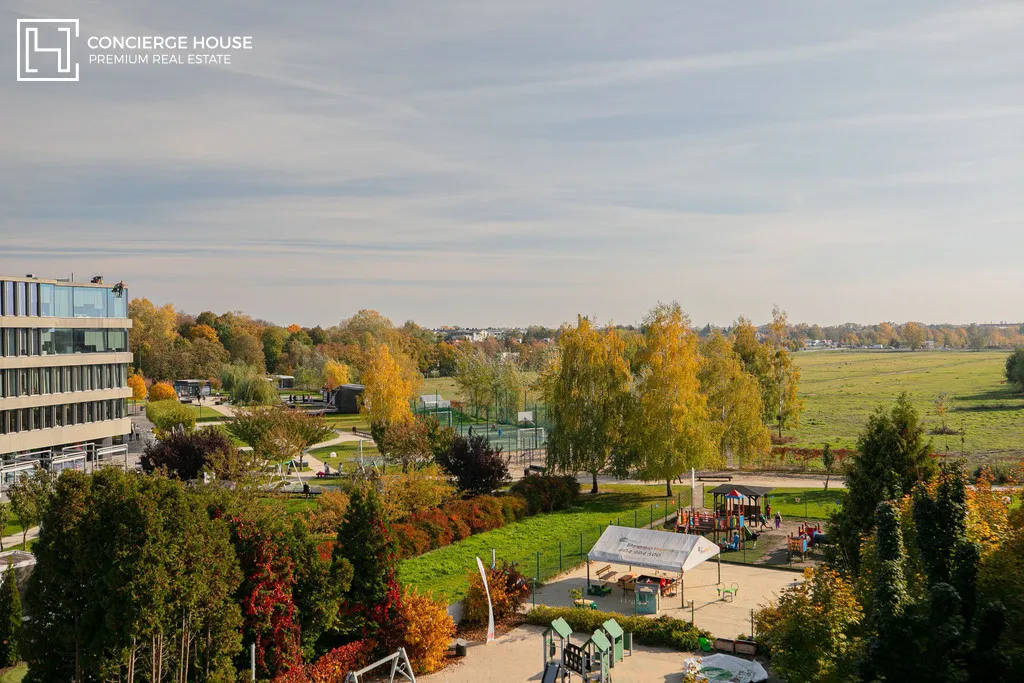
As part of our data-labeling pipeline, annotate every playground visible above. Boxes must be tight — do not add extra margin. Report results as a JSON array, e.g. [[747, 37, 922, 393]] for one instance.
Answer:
[[532, 556, 799, 639], [417, 624, 702, 683]]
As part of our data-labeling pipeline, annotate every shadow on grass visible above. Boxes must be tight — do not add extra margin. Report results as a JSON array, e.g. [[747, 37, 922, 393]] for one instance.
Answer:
[[952, 402, 1024, 413]]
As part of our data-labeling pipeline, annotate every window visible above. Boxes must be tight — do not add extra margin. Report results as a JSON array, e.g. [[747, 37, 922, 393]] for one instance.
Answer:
[[26, 283, 38, 316], [39, 283, 54, 316], [54, 286, 72, 317], [1, 282, 12, 316], [73, 287, 107, 317], [14, 282, 25, 316], [107, 329, 128, 352]]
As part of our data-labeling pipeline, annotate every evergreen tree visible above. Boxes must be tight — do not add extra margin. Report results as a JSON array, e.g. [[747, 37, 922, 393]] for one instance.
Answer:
[[0, 566, 21, 668], [829, 394, 935, 570], [332, 486, 405, 656]]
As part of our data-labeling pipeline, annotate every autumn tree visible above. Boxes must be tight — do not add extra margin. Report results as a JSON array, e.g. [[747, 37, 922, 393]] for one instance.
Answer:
[[228, 332, 267, 372], [541, 316, 632, 494], [698, 332, 770, 467], [228, 406, 334, 467], [632, 303, 716, 496], [764, 306, 804, 437], [128, 297, 179, 378], [127, 373, 147, 411], [189, 323, 219, 344], [322, 359, 350, 390], [902, 322, 927, 350], [360, 344, 415, 460], [966, 324, 987, 351], [755, 567, 863, 683], [141, 426, 244, 481], [148, 381, 177, 402]]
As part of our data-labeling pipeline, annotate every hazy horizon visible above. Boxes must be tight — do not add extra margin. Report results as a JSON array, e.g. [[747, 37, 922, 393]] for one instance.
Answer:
[[3, 1, 1023, 328]]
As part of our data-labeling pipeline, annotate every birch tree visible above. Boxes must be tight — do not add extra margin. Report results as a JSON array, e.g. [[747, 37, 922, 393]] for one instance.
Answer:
[[542, 316, 631, 494], [632, 303, 717, 496]]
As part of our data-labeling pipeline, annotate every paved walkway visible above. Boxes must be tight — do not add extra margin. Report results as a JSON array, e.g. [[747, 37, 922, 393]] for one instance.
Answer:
[[1, 525, 39, 550], [419, 624, 698, 683]]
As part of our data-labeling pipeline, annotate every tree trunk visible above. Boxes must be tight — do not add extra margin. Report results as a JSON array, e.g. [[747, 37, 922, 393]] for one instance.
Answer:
[[590, 471, 598, 495], [824, 473, 830, 493], [665, 479, 672, 497]]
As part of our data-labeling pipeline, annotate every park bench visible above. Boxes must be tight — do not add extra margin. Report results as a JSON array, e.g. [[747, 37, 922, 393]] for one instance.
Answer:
[[524, 464, 547, 476], [695, 473, 733, 482]]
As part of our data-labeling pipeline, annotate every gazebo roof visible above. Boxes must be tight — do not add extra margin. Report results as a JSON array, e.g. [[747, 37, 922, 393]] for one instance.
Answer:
[[708, 484, 774, 498]]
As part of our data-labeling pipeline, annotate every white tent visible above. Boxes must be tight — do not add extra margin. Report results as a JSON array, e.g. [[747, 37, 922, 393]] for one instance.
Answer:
[[587, 525, 720, 573]]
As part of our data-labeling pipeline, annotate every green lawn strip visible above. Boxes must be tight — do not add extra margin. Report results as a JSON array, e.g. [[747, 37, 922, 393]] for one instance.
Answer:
[[322, 414, 371, 432], [399, 486, 683, 603], [769, 487, 846, 520], [1, 523, 25, 539]]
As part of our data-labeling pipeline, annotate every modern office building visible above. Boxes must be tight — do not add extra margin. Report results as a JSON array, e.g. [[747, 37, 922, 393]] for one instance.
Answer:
[[0, 275, 132, 463]]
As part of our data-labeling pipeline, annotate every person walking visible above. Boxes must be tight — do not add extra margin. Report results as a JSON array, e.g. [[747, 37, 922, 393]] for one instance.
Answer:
[[774, 511, 782, 530]]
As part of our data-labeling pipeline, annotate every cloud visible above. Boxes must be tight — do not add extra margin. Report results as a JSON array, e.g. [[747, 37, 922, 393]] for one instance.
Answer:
[[1, 0, 1022, 328]]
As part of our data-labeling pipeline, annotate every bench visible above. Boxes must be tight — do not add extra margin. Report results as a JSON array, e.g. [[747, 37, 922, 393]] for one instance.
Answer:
[[696, 474, 733, 482], [524, 465, 547, 477], [593, 564, 612, 577]]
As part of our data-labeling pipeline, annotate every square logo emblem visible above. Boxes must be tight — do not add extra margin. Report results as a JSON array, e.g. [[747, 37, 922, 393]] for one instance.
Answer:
[[17, 19, 80, 81]]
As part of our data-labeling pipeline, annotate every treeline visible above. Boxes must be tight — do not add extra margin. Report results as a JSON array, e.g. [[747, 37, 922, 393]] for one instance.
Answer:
[[542, 304, 801, 494], [19, 468, 456, 682]]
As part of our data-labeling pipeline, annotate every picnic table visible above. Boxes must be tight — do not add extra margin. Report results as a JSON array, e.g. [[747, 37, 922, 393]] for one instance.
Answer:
[[573, 598, 597, 610]]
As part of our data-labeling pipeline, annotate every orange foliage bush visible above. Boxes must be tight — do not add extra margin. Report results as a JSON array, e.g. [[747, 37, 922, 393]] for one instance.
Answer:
[[401, 588, 456, 674], [308, 640, 373, 682], [464, 561, 530, 626], [303, 489, 350, 535], [148, 381, 178, 402]]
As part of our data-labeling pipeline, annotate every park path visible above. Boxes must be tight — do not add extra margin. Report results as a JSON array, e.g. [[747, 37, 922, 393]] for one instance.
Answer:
[[1, 525, 39, 551]]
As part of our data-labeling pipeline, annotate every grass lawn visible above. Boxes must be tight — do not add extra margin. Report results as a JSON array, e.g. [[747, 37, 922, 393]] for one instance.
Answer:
[[421, 374, 544, 408], [1, 522, 25, 539], [792, 350, 1024, 461], [322, 413, 370, 432], [769, 487, 847, 520], [306, 441, 379, 469], [0, 665, 27, 682], [399, 485, 686, 602]]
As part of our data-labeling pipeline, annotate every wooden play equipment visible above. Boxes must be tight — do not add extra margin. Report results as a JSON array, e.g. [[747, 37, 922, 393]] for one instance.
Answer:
[[676, 485, 774, 551], [788, 521, 824, 560]]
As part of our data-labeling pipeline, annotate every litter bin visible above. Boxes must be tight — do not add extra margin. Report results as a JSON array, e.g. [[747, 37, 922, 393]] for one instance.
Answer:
[[455, 639, 468, 657]]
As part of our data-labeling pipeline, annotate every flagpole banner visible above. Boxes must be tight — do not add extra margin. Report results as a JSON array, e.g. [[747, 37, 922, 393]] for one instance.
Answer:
[[476, 557, 495, 643]]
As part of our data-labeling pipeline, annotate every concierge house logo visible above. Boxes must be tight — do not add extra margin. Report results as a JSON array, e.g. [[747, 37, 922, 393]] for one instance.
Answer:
[[16, 18, 254, 82], [17, 19, 79, 81]]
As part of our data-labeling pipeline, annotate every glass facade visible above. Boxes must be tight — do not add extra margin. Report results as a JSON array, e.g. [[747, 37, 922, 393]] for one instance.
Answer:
[[0, 363, 126, 398], [0, 281, 127, 318], [0, 328, 128, 356], [0, 399, 127, 435]]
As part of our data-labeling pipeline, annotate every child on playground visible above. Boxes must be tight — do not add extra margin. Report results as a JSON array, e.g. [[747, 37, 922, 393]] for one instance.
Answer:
[[774, 511, 782, 530]]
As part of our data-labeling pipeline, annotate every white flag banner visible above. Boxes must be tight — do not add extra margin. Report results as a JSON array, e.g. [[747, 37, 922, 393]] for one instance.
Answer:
[[476, 557, 495, 643]]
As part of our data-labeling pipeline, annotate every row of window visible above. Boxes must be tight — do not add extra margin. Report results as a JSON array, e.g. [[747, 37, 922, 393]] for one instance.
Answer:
[[0, 281, 128, 319], [0, 327, 129, 357], [0, 399, 127, 435], [0, 364, 127, 399]]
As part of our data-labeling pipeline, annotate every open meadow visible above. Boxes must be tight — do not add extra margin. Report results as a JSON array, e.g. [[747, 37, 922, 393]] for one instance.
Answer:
[[792, 350, 1023, 463]]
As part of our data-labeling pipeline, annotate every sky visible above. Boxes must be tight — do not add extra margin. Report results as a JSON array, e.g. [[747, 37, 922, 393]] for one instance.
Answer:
[[2, 1, 1023, 329]]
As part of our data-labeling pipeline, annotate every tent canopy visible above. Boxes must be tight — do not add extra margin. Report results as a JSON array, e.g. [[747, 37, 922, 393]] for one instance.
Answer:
[[587, 526, 720, 574]]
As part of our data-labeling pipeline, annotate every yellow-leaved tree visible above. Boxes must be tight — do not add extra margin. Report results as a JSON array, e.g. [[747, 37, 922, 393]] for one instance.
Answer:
[[148, 381, 177, 402], [541, 316, 632, 494], [698, 331, 770, 467], [400, 587, 456, 674], [632, 303, 717, 495], [361, 343, 415, 461], [322, 359, 350, 390], [127, 373, 147, 405]]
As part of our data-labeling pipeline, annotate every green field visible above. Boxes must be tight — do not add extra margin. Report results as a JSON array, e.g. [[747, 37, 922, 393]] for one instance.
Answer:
[[792, 350, 1023, 462]]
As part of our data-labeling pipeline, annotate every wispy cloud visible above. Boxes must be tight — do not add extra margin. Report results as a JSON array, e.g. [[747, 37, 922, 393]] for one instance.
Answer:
[[1, 0, 1022, 327]]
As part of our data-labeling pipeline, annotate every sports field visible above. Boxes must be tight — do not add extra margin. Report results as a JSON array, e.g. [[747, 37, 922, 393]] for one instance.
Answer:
[[792, 350, 1023, 461]]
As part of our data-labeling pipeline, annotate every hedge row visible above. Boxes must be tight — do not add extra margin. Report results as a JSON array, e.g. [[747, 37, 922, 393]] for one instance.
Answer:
[[769, 446, 854, 464], [391, 474, 581, 560], [509, 474, 581, 515], [525, 606, 709, 652]]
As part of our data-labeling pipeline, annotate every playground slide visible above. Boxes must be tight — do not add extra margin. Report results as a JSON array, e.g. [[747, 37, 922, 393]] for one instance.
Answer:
[[542, 661, 562, 683], [742, 526, 757, 541]]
